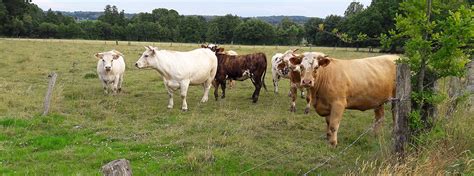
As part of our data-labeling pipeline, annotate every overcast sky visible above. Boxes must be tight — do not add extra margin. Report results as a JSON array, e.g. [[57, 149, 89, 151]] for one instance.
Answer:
[[33, 0, 372, 18]]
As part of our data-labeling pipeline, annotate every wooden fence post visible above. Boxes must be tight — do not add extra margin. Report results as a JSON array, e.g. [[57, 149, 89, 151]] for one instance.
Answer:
[[466, 60, 474, 111], [42, 72, 57, 116], [101, 159, 132, 176], [393, 63, 411, 159]]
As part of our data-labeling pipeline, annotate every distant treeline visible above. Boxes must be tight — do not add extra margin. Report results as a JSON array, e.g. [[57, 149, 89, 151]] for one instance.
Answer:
[[61, 11, 311, 25], [0, 0, 401, 47]]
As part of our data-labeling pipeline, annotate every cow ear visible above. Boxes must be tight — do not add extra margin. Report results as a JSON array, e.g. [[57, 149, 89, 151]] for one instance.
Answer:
[[289, 56, 302, 65], [201, 44, 207, 48], [95, 53, 103, 59], [217, 48, 225, 53], [317, 56, 330, 67], [112, 50, 123, 56], [112, 51, 122, 60], [277, 62, 286, 70]]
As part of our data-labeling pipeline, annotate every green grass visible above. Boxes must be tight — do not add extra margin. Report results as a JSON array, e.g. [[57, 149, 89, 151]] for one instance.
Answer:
[[0, 38, 393, 175]]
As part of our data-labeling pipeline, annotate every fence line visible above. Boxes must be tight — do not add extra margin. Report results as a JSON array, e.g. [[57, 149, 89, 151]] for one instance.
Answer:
[[239, 133, 326, 175], [302, 118, 383, 175], [239, 119, 383, 175]]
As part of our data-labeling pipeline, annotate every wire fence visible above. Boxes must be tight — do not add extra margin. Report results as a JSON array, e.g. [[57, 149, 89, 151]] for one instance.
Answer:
[[239, 118, 384, 175]]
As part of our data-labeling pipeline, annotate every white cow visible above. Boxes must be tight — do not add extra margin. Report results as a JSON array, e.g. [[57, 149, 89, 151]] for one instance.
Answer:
[[135, 46, 218, 111], [95, 50, 125, 94], [271, 49, 305, 97]]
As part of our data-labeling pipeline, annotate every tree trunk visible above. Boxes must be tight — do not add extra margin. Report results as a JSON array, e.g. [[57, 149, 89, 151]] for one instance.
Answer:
[[393, 63, 412, 159], [101, 159, 132, 176]]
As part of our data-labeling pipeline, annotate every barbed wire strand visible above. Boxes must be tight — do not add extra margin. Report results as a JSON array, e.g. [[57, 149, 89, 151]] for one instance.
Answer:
[[239, 133, 326, 175], [302, 119, 383, 176], [240, 118, 383, 175]]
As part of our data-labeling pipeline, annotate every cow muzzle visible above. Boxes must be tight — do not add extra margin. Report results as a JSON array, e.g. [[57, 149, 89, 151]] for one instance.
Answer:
[[301, 79, 313, 87], [105, 66, 112, 72], [135, 62, 140, 69]]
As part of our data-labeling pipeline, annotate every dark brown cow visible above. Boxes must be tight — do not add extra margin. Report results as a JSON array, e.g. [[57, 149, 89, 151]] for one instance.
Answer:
[[205, 46, 267, 103]]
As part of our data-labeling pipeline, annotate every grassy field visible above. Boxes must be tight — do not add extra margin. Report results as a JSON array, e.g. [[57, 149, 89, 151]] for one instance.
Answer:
[[0, 38, 415, 175]]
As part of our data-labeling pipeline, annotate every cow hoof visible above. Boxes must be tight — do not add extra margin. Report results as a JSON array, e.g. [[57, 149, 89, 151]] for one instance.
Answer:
[[182, 109, 188, 112], [201, 97, 208, 103], [221, 95, 225, 99], [252, 99, 258, 103], [304, 108, 310, 114], [329, 140, 338, 147], [118, 88, 122, 93], [167, 105, 173, 109]]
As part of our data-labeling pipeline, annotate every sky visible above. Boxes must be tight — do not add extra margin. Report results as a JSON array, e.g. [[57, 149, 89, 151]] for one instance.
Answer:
[[33, 0, 372, 18]]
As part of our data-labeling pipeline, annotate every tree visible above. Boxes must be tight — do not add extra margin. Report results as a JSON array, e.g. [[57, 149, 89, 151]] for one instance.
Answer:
[[206, 14, 242, 43], [275, 17, 304, 45], [386, 0, 472, 130], [94, 21, 113, 40], [344, 1, 364, 17], [304, 17, 324, 45], [179, 16, 207, 43], [98, 5, 126, 26], [233, 19, 276, 45], [38, 22, 58, 38]]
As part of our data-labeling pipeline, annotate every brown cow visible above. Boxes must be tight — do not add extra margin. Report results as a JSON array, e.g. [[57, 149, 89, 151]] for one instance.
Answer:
[[276, 52, 317, 114], [208, 47, 268, 103], [289, 53, 399, 146]]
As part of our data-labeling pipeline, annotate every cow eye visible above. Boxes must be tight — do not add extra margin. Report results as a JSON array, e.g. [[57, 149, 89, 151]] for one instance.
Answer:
[[102, 59, 105, 62], [144, 55, 149, 58]]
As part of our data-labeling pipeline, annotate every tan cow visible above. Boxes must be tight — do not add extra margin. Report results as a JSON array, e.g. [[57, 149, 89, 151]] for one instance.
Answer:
[[289, 53, 399, 146]]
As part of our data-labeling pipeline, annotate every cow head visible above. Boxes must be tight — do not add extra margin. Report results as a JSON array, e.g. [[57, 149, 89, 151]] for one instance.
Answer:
[[288, 52, 330, 87], [135, 46, 158, 69], [95, 50, 123, 72], [202, 43, 219, 52], [276, 49, 300, 76]]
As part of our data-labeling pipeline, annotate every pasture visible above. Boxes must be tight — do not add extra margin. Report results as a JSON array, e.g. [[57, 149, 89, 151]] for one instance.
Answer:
[[1, 38, 393, 175]]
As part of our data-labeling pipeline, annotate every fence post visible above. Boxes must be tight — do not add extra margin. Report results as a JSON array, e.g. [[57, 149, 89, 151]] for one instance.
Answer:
[[467, 60, 474, 111], [392, 63, 411, 159], [42, 72, 57, 116]]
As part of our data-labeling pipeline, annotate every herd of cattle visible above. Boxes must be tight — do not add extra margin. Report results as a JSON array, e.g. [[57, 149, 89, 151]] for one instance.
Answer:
[[94, 45, 399, 146]]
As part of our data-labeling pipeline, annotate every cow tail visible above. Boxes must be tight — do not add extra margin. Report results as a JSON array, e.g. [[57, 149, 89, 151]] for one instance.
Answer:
[[262, 55, 268, 92]]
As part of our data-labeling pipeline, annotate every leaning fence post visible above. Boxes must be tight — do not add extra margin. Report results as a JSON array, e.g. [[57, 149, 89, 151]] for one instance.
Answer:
[[42, 72, 57, 116], [392, 63, 411, 159]]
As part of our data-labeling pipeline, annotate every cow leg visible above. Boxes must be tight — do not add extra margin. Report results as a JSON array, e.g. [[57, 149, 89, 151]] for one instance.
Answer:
[[180, 80, 190, 111], [201, 78, 212, 103], [164, 83, 174, 109], [101, 80, 108, 94], [289, 85, 297, 112], [220, 81, 226, 99], [117, 73, 123, 93], [251, 77, 262, 103], [214, 80, 220, 101], [112, 75, 120, 95], [300, 87, 306, 99], [374, 105, 384, 135], [326, 102, 345, 147], [304, 90, 311, 114], [272, 72, 280, 94]]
